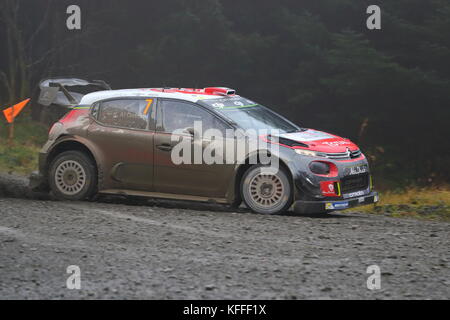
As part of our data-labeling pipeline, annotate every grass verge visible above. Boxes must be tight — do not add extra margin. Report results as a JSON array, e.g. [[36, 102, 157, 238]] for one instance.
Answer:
[[346, 188, 450, 222], [0, 118, 48, 175]]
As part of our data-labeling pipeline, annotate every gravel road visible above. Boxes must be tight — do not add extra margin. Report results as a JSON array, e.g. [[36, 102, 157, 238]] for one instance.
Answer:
[[0, 173, 448, 299]]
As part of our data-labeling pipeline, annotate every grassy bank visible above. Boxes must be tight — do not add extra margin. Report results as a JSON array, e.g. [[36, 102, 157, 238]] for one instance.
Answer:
[[0, 118, 48, 175], [346, 188, 450, 222]]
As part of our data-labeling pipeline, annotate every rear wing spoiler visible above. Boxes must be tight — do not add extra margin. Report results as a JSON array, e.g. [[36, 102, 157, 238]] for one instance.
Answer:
[[37, 78, 111, 107]]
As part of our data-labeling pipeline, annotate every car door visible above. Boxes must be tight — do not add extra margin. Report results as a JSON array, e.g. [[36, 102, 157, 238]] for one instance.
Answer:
[[87, 97, 156, 191], [153, 99, 235, 198]]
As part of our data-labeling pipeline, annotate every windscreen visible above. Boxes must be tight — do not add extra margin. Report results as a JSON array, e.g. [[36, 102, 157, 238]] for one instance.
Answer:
[[199, 97, 300, 133]]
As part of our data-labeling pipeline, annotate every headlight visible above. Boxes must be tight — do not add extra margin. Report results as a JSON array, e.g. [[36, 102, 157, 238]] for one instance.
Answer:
[[294, 149, 319, 157]]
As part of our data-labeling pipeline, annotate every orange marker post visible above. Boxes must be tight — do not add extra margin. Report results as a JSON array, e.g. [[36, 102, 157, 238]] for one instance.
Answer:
[[2, 98, 30, 143]]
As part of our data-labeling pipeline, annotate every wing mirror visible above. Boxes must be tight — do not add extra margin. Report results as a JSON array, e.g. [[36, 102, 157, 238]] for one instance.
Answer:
[[184, 127, 196, 137]]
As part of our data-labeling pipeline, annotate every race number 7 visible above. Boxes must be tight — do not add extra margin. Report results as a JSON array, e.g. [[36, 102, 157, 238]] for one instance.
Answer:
[[143, 99, 153, 115]]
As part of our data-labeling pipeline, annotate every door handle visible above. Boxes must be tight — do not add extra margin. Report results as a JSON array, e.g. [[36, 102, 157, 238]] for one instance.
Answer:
[[157, 144, 173, 152]]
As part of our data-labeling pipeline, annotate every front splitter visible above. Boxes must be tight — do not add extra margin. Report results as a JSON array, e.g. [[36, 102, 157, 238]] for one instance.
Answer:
[[293, 191, 379, 214]]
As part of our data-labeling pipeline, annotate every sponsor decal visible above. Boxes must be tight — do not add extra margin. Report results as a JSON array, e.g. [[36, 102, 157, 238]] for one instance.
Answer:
[[347, 165, 368, 176], [320, 181, 339, 196], [322, 140, 352, 147], [279, 129, 334, 142], [208, 97, 258, 109], [325, 201, 349, 210], [343, 190, 367, 199], [212, 103, 225, 109], [333, 201, 349, 209]]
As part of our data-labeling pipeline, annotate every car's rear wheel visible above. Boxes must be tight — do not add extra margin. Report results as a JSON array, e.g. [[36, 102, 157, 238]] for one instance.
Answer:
[[48, 151, 97, 200], [241, 165, 293, 214]]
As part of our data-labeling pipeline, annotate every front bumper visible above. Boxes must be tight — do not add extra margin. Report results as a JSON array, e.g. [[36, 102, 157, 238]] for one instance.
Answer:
[[293, 191, 379, 214]]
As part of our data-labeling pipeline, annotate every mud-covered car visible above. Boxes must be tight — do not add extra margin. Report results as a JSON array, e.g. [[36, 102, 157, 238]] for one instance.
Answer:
[[30, 79, 378, 214]]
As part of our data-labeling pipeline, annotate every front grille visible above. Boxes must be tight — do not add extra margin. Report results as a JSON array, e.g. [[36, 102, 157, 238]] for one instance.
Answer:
[[325, 149, 361, 160], [350, 149, 361, 158], [341, 173, 369, 194]]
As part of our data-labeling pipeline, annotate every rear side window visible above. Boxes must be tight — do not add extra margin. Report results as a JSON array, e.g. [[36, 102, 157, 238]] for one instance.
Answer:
[[97, 99, 150, 130], [158, 100, 228, 134]]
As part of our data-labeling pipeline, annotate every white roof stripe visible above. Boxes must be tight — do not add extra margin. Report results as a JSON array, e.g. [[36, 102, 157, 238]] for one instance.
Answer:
[[79, 89, 230, 105]]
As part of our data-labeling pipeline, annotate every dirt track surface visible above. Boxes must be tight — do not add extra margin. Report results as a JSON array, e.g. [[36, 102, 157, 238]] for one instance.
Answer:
[[0, 173, 449, 299]]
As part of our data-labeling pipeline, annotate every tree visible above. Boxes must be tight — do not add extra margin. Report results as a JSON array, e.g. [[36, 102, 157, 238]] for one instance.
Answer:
[[0, 0, 57, 105]]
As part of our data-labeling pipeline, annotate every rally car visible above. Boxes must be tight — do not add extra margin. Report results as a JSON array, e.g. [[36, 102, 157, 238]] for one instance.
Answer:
[[30, 78, 378, 214]]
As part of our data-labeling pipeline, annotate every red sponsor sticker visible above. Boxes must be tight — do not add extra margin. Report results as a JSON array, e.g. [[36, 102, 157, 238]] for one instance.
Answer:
[[320, 181, 339, 197]]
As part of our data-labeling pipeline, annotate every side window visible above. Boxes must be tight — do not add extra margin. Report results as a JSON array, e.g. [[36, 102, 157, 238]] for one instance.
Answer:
[[97, 99, 150, 130], [159, 100, 228, 134]]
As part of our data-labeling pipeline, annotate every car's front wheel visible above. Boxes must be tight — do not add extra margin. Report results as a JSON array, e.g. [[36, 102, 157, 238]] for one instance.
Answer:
[[241, 165, 293, 214], [48, 151, 97, 201]]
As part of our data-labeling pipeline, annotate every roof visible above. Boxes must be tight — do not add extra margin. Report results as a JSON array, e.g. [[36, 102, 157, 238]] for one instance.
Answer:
[[79, 88, 236, 105]]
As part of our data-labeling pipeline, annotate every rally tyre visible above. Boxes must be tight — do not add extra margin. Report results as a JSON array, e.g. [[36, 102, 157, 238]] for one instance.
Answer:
[[241, 165, 293, 215], [48, 151, 97, 201]]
